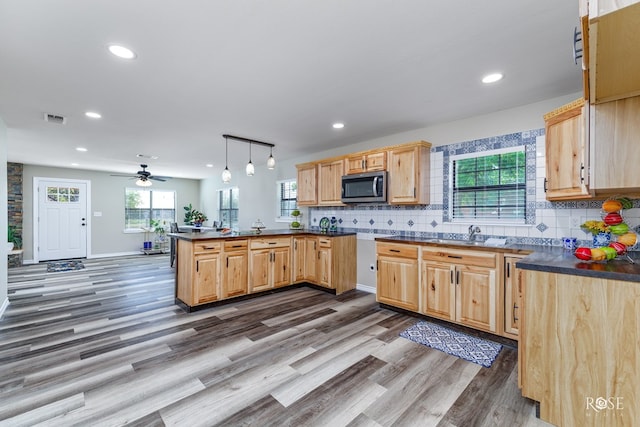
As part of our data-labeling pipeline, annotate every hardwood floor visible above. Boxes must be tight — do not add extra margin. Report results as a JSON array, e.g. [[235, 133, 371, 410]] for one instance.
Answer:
[[1, 255, 550, 426]]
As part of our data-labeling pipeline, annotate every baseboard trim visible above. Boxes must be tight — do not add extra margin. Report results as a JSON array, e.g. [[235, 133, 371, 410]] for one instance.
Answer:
[[356, 283, 376, 294], [0, 297, 9, 319], [88, 251, 143, 259]]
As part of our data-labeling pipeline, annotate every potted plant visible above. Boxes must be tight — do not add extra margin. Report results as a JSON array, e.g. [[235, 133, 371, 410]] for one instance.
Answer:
[[190, 211, 207, 226], [8, 225, 22, 251]]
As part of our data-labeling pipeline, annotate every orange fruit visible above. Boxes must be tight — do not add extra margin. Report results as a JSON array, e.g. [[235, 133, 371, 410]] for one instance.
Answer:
[[590, 248, 607, 261], [602, 199, 623, 213]]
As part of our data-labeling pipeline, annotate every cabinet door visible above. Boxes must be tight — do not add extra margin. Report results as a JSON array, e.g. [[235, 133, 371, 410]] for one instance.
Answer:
[[249, 249, 271, 292], [544, 99, 590, 200], [456, 265, 497, 333], [296, 163, 317, 206], [422, 261, 455, 321], [504, 256, 523, 338], [377, 255, 419, 311], [304, 237, 318, 282], [388, 144, 430, 204], [223, 251, 247, 298], [292, 237, 305, 282], [272, 246, 291, 288], [194, 254, 220, 303], [318, 159, 344, 205], [345, 155, 366, 175], [317, 247, 332, 288]]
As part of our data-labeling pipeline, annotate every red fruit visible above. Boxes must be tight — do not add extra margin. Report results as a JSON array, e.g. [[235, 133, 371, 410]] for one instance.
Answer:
[[574, 247, 592, 261], [609, 242, 627, 255], [603, 212, 624, 226]]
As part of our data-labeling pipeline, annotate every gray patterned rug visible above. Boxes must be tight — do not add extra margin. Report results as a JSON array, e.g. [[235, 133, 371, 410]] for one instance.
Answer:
[[47, 260, 85, 273], [400, 321, 502, 368]]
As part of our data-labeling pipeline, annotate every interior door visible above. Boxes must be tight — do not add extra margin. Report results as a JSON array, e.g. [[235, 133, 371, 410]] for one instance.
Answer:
[[38, 179, 88, 261]]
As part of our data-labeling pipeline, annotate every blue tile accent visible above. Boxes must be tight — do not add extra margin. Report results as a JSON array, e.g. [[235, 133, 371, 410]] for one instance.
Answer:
[[387, 219, 393, 226], [369, 219, 375, 225], [536, 223, 548, 233], [352, 218, 358, 225], [431, 220, 438, 228], [407, 219, 414, 227]]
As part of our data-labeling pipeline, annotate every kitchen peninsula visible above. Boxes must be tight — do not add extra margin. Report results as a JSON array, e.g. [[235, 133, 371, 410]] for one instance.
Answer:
[[170, 229, 357, 311]]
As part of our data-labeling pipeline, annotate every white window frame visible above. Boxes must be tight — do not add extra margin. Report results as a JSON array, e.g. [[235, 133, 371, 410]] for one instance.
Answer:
[[276, 179, 298, 222], [124, 188, 176, 233]]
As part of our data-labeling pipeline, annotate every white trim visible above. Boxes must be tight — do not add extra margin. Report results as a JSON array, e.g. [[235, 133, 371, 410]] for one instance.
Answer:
[[0, 297, 9, 319], [88, 251, 146, 259], [32, 177, 92, 263], [356, 283, 376, 294]]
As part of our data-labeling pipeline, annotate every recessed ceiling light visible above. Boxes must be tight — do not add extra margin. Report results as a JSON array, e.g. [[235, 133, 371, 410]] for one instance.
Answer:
[[482, 73, 503, 84], [85, 111, 102, 119], [76, 147, 88, 152], [332, 123, 345, 129], [206, 164, 214, 168], [108, 44, 137, 59]]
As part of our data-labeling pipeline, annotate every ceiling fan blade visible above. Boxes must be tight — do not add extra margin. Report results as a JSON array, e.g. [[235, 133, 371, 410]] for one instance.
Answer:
[[110, 174, 138, 178], [149, 175, 171, 181]]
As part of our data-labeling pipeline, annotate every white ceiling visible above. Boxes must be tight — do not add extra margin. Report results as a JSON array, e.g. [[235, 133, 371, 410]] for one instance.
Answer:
[[0, 0, 582, 180]]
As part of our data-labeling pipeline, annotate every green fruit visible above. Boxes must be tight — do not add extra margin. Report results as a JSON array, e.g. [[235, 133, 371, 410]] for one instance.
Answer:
[[609, 223, 629, 235], [291, 210, 301, 217], [601, 246, 617, 260], [291, 221, 300, 228], [618, 197, 633, 210]]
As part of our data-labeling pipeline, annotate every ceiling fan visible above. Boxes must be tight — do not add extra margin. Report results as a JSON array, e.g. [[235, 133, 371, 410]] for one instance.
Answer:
[[110, 164, 171, 187]]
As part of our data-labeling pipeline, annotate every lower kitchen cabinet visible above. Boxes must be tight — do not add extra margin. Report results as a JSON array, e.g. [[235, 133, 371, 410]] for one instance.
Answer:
[[376, 242, 419, 311], [175, 233, 357, 309], [249, 237, 291, 292], [222, 239, 248, 299], [422, 246, 497, 333], [503, 255, 524, 339]]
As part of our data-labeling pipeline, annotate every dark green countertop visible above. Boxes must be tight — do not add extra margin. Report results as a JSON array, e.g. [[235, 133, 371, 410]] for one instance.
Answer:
[[168, 229, 356, 242]]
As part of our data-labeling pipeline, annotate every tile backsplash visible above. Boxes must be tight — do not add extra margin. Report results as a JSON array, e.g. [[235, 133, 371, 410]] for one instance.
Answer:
[[309, 128, 640, 249]]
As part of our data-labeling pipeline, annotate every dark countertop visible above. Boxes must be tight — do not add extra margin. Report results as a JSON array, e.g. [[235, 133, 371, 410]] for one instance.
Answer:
[[374, 235, 640, 283], [168, 229, 356, 242]]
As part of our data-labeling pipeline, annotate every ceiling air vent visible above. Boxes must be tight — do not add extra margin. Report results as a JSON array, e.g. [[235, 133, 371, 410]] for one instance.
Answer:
[[44, 113, 66, 124]]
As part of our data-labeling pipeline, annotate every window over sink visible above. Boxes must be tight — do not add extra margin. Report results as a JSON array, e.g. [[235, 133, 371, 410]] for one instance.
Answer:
[[450, 147, 526, 223]]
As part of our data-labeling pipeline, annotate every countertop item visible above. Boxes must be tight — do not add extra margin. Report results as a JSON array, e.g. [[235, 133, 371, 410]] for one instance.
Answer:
[[319, 217, 330, 232], [168, 229, 356, 242], [374, 235, 640, 283]]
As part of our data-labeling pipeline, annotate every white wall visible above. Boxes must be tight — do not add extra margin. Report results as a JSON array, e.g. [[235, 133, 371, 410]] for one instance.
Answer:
[[21, 165, 200, 261], [0, 117, 8, 317]]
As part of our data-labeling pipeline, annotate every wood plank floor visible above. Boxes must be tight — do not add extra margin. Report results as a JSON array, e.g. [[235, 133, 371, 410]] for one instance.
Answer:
[[1, 255, 550, 426]]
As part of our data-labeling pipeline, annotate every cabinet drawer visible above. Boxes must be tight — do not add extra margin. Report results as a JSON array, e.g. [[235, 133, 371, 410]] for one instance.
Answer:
[[193, 241, 222, 254], [250, 237, 290, 250], [422, 247, 496, 268], [224, 239, 248, 251], [377, 242, 419, 259], [318, 237, 332, 248]]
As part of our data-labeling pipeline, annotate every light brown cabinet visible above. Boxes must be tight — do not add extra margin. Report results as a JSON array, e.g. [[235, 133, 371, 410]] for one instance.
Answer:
[[317, 159, 344, 206], [376, 242, 419, 311], [292, 236, 306, 282], [296, 162, 318, 206], [317, 237, 332, 288], [388, 141, 431, 205], [344, 150, 387, 175], [303, 236, 318, 282], [222, 240, 248, 299], [519, 268, 640, 426], [503, 255, 524, 339], [422, 247, 498, 333], [249, 237, 291, 292], [176, 240, 222, 306], [543, 98, 591, 200]]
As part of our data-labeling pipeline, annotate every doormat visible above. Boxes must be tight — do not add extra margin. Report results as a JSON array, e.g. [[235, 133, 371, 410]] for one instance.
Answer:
[[47, 260, 85, 273], [400, 321, 502, 368]]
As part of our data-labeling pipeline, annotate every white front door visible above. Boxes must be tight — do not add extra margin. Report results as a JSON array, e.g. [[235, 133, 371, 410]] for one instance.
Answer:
[[37, 179, 88, 261]]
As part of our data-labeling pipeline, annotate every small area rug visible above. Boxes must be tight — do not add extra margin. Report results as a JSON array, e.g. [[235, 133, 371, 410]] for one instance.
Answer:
[[400, 320, 502, 368], [47, 260, 85, 273]]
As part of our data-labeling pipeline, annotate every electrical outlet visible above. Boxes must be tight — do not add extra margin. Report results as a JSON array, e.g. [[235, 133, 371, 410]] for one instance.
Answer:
[[369, 263, 375, 271]]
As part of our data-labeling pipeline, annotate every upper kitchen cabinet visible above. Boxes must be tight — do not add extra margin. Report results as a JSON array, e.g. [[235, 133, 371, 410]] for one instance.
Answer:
[[344, 150, 387, 175], [317, 158, 345, 206], [587, 1, 640, 103], [590, 95, 640, 195], [296, 162, 317, 206], [543, 98, 591, 200], [388, 141, 431, 205]]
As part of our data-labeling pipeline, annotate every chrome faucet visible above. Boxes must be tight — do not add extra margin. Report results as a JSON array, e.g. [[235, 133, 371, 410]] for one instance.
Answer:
[[468, 225, 481, 241]]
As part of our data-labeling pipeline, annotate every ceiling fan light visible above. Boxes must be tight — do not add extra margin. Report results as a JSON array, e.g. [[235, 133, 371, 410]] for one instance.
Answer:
[[246, 161, 255, 176], [222, 167, 232, 183], [136, 178, 152, 187]]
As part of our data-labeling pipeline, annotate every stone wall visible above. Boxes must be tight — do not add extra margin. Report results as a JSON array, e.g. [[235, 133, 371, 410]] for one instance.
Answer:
[[8, 162, 23, 267]]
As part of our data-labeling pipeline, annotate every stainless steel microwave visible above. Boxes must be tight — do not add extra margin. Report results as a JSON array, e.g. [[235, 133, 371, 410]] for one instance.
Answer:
[[341, 171, 387, 203]]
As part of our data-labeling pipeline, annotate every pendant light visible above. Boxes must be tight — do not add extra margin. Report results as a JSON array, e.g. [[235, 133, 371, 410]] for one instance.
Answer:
[[246, 142, 255, 176], [267, 146, 276, 170], [221, 136, 231, 183]]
